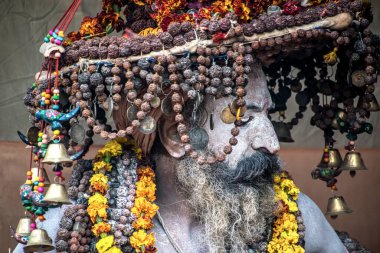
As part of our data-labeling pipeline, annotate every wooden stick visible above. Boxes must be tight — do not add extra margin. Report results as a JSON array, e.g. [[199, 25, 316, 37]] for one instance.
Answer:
[[36, 13, 352, 81]]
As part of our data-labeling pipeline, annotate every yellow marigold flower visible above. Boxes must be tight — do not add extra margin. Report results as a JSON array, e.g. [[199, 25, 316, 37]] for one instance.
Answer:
[[92, 222, 111, 237], [288, 201, 299, 213], [138, 166, 155, 178], [130, 230, 155, 252], [96, 235, 114, 253], [104, 246, 123, 253], [136, 181, 156, 202], [94, 161, 112, 172], [131, 197, 159, 219], [89, 193, 108, 205], [90, 174, 109, 194], [88, 193, 109, 223], [273, 175, 281, 184], [133, 217, 154, 230]]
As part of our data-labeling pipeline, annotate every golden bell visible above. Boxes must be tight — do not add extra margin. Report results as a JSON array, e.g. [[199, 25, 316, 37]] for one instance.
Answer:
[[23, 228, 55, 252], [42, 143, 72, 165], [357, 95, 380, 112], [15, 217, 32, 236], [272, 121, 294, 143], [43, 183, 71, 205], [325, 196, 352, 219], [318, 148, 343, 168], [30, 167, 50, 186], [341, 151, 367, 171]]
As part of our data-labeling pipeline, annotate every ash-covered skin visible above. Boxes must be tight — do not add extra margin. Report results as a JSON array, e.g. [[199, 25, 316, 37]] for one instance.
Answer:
[[204, 63, 280, 169]]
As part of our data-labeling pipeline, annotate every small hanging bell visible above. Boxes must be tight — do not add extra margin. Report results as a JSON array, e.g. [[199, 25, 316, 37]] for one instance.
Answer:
[[15, 217, 32, 237], [357, 94, 380, 112], [318, 148, 343, 168], [325, 196, 352, 219], [23, 228, 55, 252], [272, 121, 294, 143], [30, 167, 50, 186], [43, 183, 71, 205], [341, 151, 367, 177], [42, 143, 72, 165]]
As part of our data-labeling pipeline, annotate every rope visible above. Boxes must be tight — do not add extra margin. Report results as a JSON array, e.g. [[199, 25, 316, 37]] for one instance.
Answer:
[[156, 210, 184, 253]]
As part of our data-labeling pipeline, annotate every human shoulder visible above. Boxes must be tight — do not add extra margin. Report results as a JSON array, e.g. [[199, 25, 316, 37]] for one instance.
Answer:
[[297, 192, 347, 253]]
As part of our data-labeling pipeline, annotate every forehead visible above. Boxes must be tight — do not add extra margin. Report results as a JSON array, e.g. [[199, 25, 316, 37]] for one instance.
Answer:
[[211, 68, 272, 109]]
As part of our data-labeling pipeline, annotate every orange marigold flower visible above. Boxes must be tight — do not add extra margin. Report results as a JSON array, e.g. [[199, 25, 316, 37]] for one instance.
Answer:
[[92, 222, 111, 237], [136, 181, 156, 202], [133, 217, 154, 230], [138, 166, 155, 179], [130, 230, 156, 252], [131, 197, 159, 219]]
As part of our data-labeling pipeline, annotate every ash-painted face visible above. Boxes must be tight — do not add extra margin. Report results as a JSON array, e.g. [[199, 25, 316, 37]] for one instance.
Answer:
[[204, 63, 280, 168]]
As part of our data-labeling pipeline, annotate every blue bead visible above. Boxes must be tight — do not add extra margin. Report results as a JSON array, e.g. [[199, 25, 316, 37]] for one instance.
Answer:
[[53, 32, 57, 38], [57, 36, 63, 41], [52, 105, 59, 110], [44, 37, 49, 42]]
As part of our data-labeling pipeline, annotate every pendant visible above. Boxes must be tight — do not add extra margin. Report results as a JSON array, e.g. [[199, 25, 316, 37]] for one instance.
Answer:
[[150, 97, 161, 109], [27, 126, 40, 145], [189, 127, 209, 150], [139, 116, 157, 134], [69, 123, 85, 144], [127, 105, 138, 121], [161, 97, 173, 116], [220, 107, 235, 124]]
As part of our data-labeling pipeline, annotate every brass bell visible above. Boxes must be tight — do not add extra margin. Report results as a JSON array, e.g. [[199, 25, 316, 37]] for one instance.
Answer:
[[272, 121, 294, 143], [42, 143, 72, 165], [15, 217, 32, 236], [325, 196, 352, 219], [30, 167, 50, 186], [318, 148, 343, 168], [23, 228, 55, 252], [341, 151, 367, 176], [43, 183, 71, 205], [357, 94, 380, 112]]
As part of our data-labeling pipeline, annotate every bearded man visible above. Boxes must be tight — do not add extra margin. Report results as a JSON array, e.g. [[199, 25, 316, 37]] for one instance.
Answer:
[[13, 63, 347, 253]]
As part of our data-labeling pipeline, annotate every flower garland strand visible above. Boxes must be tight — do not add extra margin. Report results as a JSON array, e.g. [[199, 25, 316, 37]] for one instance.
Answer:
[[130, 166, 159, 253], [268, 171, 305, 253], [88, 139, 123, 253]]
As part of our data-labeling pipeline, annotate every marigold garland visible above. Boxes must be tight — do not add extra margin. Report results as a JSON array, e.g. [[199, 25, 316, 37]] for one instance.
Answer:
[[87, 138, 158, 253], [268, 171, 304, 253], [130, 166, 158, 253], [88, 139, 125, 253]]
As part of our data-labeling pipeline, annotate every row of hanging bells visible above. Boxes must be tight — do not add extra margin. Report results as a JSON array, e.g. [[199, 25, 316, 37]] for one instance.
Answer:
[[15, 142, 73, 251], [314, 147, 367, 218]]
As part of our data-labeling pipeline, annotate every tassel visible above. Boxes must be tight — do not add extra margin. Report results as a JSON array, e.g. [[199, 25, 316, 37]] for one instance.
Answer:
[[323, 47, 338, 65]]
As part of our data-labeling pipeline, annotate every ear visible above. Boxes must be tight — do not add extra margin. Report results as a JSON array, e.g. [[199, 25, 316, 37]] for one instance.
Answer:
[[158, 115, 186, 158]]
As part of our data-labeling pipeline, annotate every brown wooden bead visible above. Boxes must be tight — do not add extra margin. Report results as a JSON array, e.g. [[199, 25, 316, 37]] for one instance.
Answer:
[[207, 155, 216, 164], [125, 81, 134, 90], [175, 114, 184, 123], [181, 134, 190, 143], [190, 150, 198, 159], [136, 111, 146, 119], [229, 137, 238, 146], [123, 61, 131, 70], [235, 98, 246, 107], [134, 98, 142, 107], [171, 83, 180, 91], [148, 83, 158, 93], [173, 103, 183, 113], [177, 123, 187, 134], [223, 145, 233, 154], [171, 93, 182, 103], [231, 127, 240, 136]]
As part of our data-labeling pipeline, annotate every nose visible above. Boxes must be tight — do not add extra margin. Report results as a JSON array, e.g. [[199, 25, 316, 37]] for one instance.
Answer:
[[249, 114, 280, 154]]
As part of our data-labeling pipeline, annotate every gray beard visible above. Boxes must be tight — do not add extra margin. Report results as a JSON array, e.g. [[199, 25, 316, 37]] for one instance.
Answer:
[[176, 152, 280, 253]]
